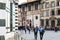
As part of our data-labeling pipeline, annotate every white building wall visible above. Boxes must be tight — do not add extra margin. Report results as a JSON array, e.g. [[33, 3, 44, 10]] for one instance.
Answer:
[[12, 4, 16, 31], [6, 0, 10, 33], [0, 0, 19, 40], [12, 2, 18, 31], [34, 14, 40, 27], [0, 0, 10, 35], [26, 14, 40, 27]]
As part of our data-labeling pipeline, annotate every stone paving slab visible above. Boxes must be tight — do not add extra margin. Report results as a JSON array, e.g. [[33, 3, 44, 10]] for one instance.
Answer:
[[19, 30, 60, 40]]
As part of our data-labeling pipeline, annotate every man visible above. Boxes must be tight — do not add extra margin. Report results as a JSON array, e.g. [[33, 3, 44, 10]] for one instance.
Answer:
[[39, 26, 45, 40], [33, 26, 38, 40]]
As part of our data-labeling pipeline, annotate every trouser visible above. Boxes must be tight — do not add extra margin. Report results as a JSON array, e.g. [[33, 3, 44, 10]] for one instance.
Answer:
[[29, 30, 30, 34], [28, 28, 30, 34], [24, 28, 27, 34], [40, 32, 44, 40], [34, 32, 37, 40]]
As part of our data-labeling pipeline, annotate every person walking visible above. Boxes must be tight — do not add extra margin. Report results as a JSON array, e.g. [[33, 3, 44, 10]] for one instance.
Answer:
[[54, 27, 58, 32], [27, 26, 31, 34], [33, 26, 38, 40], [27, 24, 31, 34], [39, 26, 45, 40], [24, 26, 27, 34]]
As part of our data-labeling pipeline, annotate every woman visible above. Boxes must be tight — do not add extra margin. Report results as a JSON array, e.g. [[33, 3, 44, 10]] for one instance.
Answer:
[[39, 26, 45, 40]]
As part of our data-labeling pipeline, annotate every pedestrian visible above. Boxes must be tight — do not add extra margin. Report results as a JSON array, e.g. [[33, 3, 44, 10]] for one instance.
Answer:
[[27, 27, 31, 34], [27, 24, 31, 34], [25, 26, 27, 34], [25, 27, 26, 34], [39, 26, 45, 40], [33, 26, 38, 40], [54, 27, 58, 32]]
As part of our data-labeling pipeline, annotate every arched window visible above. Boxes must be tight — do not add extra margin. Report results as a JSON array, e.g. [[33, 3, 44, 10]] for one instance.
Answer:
[[35, 16, 38, 20]]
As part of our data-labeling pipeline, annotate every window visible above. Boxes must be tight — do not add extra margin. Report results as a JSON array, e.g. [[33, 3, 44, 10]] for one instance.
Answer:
[[15, 29, 18, 30], [15, 16, 18, 17], [15, 3, 18, 5], [57, 1, 60, 6], [35, 16, 38, 20], [28, 5, 31, 11], [40, 5, 42, 9], [15, 25, 18, 27], [50, 10, 55, 16], [40, 12, 44, 17], [15, 5, 18, 8], [0, 19, 5, 26], [57, 9, 60, 15], [46, 11, 49, 17], [15, 22, 18, 24], [22, 7, 24, 11], [0, 3, 6, 9], [15, 9, 17, 11], [51, 1, 55, 7], [40, 4, 43, 9], [0, 36, 5, 40], [15, 13, 18, 14], [40, 19, 44, 26], [46, 19, 49, 26], [45, 2, 49, 8], [15, 19, 18, 21], [35, 3, 38, 10], [57, 19, 60, 26]]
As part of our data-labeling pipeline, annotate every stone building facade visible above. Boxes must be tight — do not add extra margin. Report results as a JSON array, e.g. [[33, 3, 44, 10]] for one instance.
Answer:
[[18, 0, 60, 29]]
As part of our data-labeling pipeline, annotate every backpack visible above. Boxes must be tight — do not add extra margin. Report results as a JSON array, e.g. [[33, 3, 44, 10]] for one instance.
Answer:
[[39, 28, 45, 33]]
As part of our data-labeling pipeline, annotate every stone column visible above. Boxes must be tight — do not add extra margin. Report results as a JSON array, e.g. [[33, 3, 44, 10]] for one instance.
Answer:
[[32, 15, 34, 27], [55, 19, 57, 27], [49, 20, 51, 27], [44, 19, 46, 27]]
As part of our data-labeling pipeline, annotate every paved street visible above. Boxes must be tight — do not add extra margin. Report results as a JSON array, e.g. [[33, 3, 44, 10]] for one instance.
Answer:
[[19, 30, 60, 40]]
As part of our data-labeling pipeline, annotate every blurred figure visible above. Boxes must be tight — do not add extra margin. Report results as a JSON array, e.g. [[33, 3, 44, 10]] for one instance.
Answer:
[[27, 24, 31, 34], [27, 27, 30, 34], [39, 26, 45, 40], [33, 26, 38, 40], [25, 26, 27, 34], [54, 27, 58, 32]]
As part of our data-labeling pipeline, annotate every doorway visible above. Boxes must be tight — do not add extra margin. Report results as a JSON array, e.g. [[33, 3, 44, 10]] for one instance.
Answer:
[[51, 20, 55, 27]]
